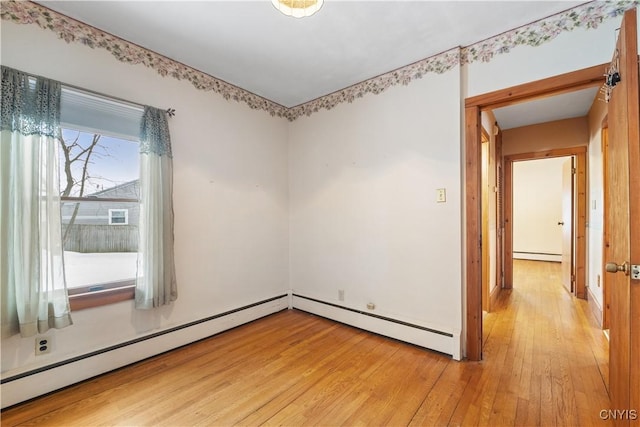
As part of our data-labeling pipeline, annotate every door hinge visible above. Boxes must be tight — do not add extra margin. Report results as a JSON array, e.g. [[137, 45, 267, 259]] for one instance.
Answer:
[[572, 167, 576, 175]]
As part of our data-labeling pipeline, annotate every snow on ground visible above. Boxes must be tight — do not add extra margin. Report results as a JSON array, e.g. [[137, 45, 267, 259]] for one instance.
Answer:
[[64, 251, 137, 289]]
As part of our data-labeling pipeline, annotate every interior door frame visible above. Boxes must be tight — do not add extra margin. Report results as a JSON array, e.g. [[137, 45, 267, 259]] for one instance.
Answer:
[[464, 64, 606, 361], [502, 148, 587, 298], [481, 128, 490, 312]]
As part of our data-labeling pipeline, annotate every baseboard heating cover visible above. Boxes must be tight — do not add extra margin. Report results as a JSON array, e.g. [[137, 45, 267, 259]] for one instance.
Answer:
[[292, 294, 461, 360], [513, 252, 562, 262], [1, 294, 289, 409]]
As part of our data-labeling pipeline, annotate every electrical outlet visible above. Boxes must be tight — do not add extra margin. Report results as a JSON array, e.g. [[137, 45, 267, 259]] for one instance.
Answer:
[[338, 289, 345, 301], [35, 336, 52, 355]]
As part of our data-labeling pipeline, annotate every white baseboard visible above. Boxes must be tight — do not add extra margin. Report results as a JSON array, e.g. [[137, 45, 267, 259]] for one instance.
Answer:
[[292, 294, 461, 361], [513, 252, 562, 262], [586, 286, 603, 328], [1, 294, 289, 409]]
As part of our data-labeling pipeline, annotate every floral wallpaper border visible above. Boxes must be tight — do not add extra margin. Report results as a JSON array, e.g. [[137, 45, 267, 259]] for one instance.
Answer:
[[1, 1, 637, 121], [460, 0, 638, 64]]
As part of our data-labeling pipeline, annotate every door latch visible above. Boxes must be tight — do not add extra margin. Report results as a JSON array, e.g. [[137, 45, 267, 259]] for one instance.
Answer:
[[632, 264, 640, 280]]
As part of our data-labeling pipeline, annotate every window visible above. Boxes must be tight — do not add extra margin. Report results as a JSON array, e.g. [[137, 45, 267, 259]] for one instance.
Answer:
[[109, 209, 129, 225], [59, 87, 143, 310]]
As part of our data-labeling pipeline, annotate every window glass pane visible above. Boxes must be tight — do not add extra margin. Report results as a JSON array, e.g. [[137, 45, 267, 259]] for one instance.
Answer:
[[62, 200, 138, 289], [59, 128, 139, 290], [59, 129, 139, 198]]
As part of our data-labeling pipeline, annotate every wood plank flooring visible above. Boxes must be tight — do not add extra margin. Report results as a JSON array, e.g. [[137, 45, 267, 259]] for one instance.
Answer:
[[1, 260, 610, 426]]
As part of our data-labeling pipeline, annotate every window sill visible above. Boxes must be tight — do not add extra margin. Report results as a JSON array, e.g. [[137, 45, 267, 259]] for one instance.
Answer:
[[68, 280, 135, 311]]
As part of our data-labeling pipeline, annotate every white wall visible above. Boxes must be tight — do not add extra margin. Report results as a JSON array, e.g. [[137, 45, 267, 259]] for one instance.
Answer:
[[513, 158, 568, 260], [289, 69, 462, 345], [1, 20, 289, 396]]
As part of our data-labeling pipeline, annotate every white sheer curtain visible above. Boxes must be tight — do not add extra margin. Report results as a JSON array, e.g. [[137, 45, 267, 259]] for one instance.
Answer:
[[135, 106, 177, 309], [1, 66, 72, 338]]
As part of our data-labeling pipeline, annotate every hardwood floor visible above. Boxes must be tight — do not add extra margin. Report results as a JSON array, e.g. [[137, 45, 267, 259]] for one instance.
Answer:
[[1, 260, 610, 426]]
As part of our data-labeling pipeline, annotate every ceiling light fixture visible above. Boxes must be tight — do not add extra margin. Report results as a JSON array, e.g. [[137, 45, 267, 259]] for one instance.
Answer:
[[271, 0, 324, 18]]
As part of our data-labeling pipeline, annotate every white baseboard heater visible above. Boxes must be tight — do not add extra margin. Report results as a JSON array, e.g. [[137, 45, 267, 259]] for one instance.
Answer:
[[513, 251, 562, 262], [1, 294, 289, 409], [291, 294, 461, 360]]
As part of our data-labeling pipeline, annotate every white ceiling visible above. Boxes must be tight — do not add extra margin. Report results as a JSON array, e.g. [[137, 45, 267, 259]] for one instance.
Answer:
[[492, 86, 601, 130], [37, 0, 588, 109]]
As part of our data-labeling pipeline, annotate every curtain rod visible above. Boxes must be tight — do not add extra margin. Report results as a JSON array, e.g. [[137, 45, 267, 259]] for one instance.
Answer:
[[2, 65, 175, 116]]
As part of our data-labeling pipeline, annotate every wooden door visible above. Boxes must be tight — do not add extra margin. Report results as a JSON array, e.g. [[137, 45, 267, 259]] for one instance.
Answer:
[[606, 8, 639, 426], [561, 158, 574, 293]]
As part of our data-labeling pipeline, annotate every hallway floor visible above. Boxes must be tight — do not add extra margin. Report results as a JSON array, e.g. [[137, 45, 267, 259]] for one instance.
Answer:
[[478, 260, 610, 426]]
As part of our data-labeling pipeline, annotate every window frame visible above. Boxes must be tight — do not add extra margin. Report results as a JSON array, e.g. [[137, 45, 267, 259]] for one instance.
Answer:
[[57, 86, 144, 311], [108, 208, 129, 225], [68, 279, 135, 311]]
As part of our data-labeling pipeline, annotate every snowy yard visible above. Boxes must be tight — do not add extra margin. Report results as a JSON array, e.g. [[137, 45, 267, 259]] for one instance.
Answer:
[[64, 251, 137, 289]]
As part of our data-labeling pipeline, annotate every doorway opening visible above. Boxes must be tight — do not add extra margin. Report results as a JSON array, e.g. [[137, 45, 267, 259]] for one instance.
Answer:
[[502, 147, 587, 298], [510, 156, 576, 295], [464, 63, 607, 361]]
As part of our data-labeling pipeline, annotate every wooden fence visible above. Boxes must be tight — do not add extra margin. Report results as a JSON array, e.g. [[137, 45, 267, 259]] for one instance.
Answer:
[[63, 224, 138, 253]]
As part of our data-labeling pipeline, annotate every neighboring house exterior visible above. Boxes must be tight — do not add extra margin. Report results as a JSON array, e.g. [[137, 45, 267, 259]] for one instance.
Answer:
[[62, 180, 139, 253], [61, 180, 140, 226]]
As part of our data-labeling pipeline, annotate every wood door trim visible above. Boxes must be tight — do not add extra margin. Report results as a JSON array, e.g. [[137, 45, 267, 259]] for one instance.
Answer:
[[495, 129, 504, 291], [465, 105, 482, 361], [482, 128, 490, 312], [464, 66, 605, 361], [503, 159, 513, 289], [506, 146, 586, 161], [465, 64, 607, 109]]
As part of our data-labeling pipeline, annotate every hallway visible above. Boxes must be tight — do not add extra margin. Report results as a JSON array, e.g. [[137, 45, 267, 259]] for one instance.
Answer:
[[479, 259, 610, 425]]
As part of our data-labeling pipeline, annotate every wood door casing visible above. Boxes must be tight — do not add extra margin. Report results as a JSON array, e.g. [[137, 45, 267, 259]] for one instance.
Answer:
[[495, 129, 504, 291], [481, 129, 490, 312], [465, 64, 607, 361], [561, 158, 574, 294]]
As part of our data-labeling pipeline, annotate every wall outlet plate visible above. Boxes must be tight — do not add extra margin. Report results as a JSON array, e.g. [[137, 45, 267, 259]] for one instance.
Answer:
[[35, 336, 52, 355]]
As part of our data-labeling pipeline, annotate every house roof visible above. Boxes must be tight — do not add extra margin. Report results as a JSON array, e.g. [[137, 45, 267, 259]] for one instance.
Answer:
[[87, 180, 139, 198]]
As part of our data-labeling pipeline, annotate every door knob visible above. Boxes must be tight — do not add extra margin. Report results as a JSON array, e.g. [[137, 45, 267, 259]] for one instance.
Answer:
[[605, 261, 630, 275], [557, 221, 564, 225]]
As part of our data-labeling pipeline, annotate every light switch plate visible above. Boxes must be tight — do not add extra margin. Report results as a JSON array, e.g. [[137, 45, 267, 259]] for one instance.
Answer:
[[436, 188, 446, 203]]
